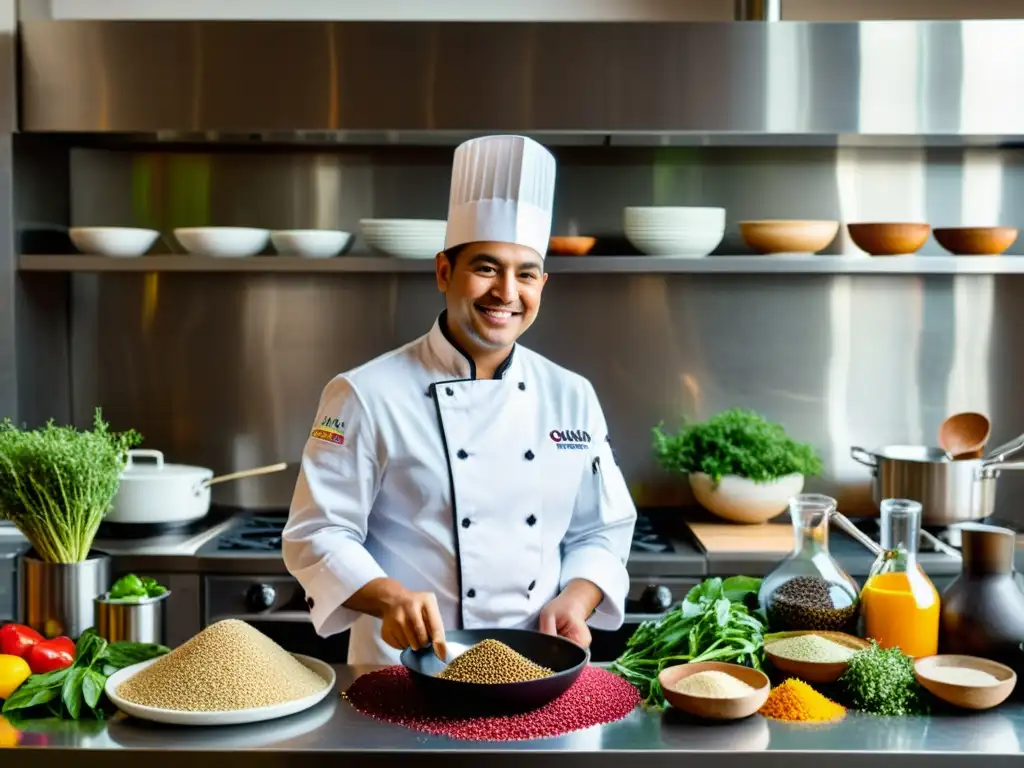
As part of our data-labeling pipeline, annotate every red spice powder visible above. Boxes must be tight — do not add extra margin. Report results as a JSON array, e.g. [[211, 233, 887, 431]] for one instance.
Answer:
[[343, 665, 640, 741]]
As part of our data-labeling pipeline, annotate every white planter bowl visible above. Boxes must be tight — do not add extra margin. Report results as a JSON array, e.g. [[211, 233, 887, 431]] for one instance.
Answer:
[[689, 472, 804, 524], [70, 227, 160, 258]]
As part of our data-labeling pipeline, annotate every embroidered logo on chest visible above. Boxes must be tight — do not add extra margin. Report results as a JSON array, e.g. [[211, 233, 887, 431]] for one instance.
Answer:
[[311, 416, 345, 445], [549, 429, 592, 451]]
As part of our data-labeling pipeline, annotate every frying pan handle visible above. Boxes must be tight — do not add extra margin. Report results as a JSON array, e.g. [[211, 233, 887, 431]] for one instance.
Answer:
[[850, 446, 877, 468]]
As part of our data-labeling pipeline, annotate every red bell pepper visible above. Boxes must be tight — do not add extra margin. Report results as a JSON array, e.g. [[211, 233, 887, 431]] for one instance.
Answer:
[[0, 624, 43, 659], [25, 638, 74, 675]]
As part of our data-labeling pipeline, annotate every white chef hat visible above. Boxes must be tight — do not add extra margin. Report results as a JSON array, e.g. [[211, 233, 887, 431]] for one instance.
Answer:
[[444, 135, 556, 258]]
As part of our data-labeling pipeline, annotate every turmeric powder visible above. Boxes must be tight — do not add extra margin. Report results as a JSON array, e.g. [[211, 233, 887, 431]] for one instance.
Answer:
[[759, 678, 846, 722]]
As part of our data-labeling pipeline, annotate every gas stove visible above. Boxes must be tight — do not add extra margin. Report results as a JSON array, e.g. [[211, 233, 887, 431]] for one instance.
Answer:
[[211, 510, 680, 556]]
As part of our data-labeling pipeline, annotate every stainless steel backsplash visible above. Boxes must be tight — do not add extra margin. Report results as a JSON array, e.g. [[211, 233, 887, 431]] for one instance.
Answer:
[[55, 145, 1024, 517]]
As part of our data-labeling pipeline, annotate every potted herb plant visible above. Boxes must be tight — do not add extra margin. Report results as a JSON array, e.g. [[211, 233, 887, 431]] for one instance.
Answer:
[[653, 408, 823, 524], [0, 409, 141, 637]]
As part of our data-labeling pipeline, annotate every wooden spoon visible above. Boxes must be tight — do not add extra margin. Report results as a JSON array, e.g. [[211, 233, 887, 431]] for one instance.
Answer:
[[938, 412, 991, 460]]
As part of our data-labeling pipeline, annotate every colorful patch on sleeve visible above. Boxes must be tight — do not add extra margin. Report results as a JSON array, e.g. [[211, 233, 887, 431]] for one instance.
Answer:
[[311, 416, 345, 445]]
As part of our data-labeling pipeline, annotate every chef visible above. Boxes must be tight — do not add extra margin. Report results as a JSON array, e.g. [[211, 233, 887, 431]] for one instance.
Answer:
[[283, 135, 637, 665]]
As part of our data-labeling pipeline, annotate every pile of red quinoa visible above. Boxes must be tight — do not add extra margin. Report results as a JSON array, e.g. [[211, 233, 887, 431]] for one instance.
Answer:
[[343, 665, 639, 741]]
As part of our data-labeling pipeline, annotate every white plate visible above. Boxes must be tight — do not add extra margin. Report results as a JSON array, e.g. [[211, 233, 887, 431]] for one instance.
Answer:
[[105, 653, 336, 726]]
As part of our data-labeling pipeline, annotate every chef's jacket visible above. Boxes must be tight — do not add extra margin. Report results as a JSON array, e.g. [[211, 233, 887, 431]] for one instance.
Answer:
[[283, 312, 637, 665]]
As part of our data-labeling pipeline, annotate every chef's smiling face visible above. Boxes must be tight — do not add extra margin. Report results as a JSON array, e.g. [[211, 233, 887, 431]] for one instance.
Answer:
[[436, 241, 549, 354]]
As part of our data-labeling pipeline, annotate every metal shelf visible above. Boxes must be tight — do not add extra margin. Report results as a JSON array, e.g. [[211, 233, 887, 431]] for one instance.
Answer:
[[18, 254, 1024, 275]]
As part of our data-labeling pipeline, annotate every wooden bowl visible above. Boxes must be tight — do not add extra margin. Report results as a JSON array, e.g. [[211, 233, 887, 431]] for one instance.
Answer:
[[847, 222, 931, 256], [548, 236, 596, 256], [933, 227, 1018, 256], [659, 662, 770, 721], [738, 220, 839, 254], [914, 655, 1017, 710], [764, 631, 871, 684]]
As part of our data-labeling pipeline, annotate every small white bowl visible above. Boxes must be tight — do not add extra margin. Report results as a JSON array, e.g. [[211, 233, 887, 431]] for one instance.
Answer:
[[174, 227, 270, 258], [70, 227, 160, 258], [270, 230, 353, 258], [689, 472, 805, 524]]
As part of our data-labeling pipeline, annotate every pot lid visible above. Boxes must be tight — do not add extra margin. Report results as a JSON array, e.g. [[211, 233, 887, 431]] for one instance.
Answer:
[[121, 449, 213, 480]]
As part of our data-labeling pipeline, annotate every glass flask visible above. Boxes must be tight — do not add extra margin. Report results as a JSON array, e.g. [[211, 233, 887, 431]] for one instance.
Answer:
[[758, 494, 861, 633], [861, 498, 940, 658]]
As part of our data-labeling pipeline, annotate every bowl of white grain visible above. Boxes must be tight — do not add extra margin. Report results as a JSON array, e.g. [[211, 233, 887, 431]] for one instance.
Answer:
[[659, 661, 770, 721], [914, 654, 1017, 710]]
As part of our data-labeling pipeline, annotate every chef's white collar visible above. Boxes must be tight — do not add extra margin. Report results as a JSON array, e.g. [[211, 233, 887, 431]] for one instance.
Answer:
[[427, 311, 518, 381]]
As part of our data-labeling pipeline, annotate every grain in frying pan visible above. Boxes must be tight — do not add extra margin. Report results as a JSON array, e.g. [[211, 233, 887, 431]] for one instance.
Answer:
[[116, 619, 328, 711], [436, 639, 554, 684]]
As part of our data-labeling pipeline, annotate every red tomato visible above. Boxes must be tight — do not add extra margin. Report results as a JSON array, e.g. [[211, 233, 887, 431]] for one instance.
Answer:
[[0, 625, 43, 659], [24, 640, 74, 675]]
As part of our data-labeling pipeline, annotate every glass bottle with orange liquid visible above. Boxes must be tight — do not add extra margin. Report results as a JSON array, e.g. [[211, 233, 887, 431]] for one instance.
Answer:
[[860, 498, 940, 658]]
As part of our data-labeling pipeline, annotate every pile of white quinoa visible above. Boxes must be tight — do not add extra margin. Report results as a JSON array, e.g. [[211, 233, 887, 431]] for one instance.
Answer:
[[116, 619, 328, 711]]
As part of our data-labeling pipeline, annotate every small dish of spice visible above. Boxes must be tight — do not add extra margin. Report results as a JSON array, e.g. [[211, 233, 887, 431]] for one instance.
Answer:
[[914, 654, 1017, 710], [765, 630, 871, 683], [659, 661, 770, 721]]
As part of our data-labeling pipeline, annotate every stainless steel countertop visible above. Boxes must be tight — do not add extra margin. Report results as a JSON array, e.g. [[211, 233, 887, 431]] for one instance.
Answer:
[[2, 666, 1024, 767]]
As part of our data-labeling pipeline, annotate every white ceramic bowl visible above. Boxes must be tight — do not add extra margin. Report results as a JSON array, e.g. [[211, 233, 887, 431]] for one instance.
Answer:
[[174, 227, 270, 258], [689, 472, 805, 524], [623, 207, 727, 257], [360, 219, 447, 259], [270, 230, 353, 258], [69, 227, 160, 258]]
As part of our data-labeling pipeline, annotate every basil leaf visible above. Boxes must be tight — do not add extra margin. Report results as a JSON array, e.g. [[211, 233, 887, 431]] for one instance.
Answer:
[[101, 642, 169, 670], [14, 667, 69, 692], [2, 677, 62, 713], [82, 669, 105, 710], [61, 667, 87, 720]]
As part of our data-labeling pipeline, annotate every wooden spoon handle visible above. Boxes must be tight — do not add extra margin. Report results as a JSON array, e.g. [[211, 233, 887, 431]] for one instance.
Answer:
[[202, 462, 289, 488]]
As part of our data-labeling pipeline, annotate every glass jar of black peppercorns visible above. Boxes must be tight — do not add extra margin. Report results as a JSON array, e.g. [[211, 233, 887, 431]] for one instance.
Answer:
[[758, 494, 860, 633]]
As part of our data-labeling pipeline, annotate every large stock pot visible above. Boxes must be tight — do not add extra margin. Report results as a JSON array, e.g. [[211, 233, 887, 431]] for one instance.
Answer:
[[850, 435, 1024, 526]]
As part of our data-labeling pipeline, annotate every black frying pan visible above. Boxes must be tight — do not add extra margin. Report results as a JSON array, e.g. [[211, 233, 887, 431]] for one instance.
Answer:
[[399, 628, 589, 715]]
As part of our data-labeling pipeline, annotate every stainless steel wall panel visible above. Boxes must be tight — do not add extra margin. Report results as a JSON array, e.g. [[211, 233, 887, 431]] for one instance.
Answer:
[[20, 21, 1024, 137]]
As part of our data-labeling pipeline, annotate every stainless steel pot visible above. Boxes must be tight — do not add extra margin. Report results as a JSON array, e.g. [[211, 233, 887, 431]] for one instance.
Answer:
[[95, 590, 171, 645], [850, 435, 1024, 525], [18, 551, 111, 638]]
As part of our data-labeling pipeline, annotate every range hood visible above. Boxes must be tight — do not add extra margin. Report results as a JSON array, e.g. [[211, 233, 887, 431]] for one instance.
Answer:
[[19, 20, 1024, 140]]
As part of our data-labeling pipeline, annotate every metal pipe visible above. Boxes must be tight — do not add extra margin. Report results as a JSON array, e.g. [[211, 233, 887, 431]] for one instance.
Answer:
[[734, 0, 781, 21]]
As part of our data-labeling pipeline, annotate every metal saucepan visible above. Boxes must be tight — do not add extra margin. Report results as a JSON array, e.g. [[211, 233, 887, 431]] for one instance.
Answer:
[[106, 449, 288, 525], [850, 433, 1024, 526]]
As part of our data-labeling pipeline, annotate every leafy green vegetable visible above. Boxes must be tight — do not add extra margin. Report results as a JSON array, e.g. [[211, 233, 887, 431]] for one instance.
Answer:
[[0, 409, 142, 563], [653, 408, 823, 484], [108, 573, 167, 601], [611, 576, 767, 709], [836, 642, 929, 716], [2, 627, 168, 720]]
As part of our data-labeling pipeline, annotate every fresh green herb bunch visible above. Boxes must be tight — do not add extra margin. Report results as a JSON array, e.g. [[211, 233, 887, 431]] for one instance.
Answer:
[[0, 408, 142, 563], [653, 408, 823, 484], [837, 642, 930, 716], [611, 576, 767, 709]]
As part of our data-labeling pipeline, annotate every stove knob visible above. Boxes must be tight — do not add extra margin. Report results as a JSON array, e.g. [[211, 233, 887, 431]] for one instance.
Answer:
[[640, 584, 673, 612], [246, 583, 276, 612]]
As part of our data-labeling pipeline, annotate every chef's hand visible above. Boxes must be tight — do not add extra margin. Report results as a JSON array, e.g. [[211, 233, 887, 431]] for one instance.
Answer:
[[539, 579, 603, 648], [346, 577, 448, 660]]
